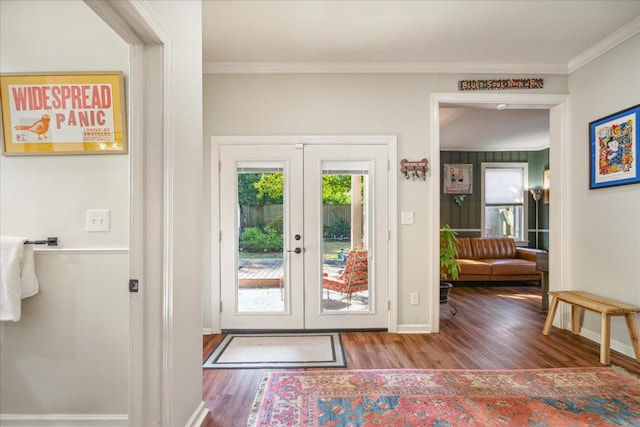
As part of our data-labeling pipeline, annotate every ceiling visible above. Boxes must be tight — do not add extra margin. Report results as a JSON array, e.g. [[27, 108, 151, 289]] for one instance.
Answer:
[[202, 1, 640, 150], [439, 108, 549, 152], [203, 1, 640, 72]]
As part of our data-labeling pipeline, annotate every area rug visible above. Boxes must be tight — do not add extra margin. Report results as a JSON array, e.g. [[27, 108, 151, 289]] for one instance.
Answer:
[[247, 367, 640, 426], [203, 332, 346, 369]]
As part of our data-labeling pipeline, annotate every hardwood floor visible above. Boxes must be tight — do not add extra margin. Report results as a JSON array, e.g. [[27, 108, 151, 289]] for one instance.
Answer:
[[201, 284, 640, 427]]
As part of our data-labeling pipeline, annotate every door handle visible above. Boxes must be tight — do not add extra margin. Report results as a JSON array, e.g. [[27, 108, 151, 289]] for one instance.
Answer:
[[287, 247, 302, 254]]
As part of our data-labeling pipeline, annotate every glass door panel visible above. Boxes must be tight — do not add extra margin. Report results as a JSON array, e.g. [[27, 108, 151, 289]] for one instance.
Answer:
[[304, 145, 389, 330], [219, 145, 304, 330], [320, 162, 371, 313], [236, 165, 285, 313]]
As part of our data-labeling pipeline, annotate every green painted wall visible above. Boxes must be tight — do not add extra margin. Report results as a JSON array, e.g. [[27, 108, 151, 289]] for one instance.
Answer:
[[440, 149, 549, 249]]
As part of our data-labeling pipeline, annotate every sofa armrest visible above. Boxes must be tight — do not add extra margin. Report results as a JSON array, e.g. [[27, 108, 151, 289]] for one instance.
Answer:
[[516, 247, 546, 262]]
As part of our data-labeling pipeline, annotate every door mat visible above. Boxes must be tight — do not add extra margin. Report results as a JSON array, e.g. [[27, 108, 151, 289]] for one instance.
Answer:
[[203, 332, 346, 369]]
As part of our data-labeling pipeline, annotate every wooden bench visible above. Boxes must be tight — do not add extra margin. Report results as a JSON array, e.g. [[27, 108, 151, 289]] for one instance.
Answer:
[[542, 290, 640, 365]]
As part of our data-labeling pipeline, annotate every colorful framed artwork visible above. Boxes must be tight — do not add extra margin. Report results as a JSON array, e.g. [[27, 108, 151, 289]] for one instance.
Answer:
[[1, 72, 127, 155], [589, 104, 639, 189], [444, 163, 473, 194]]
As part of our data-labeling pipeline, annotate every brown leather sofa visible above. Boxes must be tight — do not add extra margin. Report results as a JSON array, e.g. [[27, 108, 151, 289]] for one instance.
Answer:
[[442, 237, 543, 284]]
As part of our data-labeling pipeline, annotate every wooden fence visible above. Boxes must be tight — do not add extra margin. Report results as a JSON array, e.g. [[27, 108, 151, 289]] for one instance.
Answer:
[[241, 204, 351, 230]]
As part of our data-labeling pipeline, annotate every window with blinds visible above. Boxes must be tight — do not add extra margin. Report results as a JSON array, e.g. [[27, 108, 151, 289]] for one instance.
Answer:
[[481, 163, 528, 243]]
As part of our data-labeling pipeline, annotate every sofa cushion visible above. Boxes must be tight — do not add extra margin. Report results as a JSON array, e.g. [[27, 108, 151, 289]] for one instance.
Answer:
[[483, 258, 539, 275], [457, 259, 492, 275], [454, 238, 474, 259], [471, 238, 517, 259]]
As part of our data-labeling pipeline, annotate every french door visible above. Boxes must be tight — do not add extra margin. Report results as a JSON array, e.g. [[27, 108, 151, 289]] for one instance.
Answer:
[[219, 143, 389, 330]]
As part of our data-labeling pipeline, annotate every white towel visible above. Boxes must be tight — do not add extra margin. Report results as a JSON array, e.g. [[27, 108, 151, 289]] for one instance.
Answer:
[[0, 236, 40, 321]]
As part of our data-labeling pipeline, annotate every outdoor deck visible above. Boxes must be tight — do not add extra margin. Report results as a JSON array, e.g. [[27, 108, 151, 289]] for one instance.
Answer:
[[237, 258, 366, 311], [238, 258, 345, 288], [238, 259, 283, 287]]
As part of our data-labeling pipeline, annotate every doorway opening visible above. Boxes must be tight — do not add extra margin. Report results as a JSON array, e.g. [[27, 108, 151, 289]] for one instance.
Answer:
[[429, 93, 568, 333]]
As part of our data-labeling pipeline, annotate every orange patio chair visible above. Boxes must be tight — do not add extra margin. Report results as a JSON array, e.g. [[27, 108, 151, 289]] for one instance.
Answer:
[[322, 250, 368, 303]]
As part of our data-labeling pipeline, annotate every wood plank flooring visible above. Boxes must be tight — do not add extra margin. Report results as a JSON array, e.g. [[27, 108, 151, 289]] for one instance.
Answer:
[[201, 284, 640, 427]]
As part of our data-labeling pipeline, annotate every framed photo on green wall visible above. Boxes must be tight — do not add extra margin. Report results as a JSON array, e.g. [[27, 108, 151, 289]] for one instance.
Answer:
[[444, 163, 473, 194]]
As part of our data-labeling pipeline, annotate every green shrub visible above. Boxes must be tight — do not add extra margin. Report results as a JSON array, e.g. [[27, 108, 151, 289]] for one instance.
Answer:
[[326, 217, 351, 238], [267, 218, 283, 234], [240, 226, 283, 252]]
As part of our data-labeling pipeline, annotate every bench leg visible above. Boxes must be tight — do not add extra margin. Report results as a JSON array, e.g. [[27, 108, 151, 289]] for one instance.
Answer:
[[540, 273, 549, 313], [624, 313, 640, 363], [599, 313, 611, 365], [571, 305, 582, 334], [542, 296, 559, 335]]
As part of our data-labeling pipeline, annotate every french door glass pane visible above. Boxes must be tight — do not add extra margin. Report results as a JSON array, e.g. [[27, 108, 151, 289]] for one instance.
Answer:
[[320, 161, 371, 313], [236, 163, 285, 313]]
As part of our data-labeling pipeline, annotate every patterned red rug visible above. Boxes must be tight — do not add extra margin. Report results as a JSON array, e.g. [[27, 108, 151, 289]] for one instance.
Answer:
[[248, 367, 640, 426]]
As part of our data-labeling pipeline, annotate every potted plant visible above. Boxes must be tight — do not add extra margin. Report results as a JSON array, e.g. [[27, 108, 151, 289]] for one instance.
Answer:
[[440, 224, 461, 304]]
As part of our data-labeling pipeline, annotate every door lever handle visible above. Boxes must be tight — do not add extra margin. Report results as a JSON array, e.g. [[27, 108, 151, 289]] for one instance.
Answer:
[[287, 247, 302, 254]]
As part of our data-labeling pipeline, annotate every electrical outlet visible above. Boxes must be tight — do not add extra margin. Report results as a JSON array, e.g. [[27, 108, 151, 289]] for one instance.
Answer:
[[410, 292, 419, 305]]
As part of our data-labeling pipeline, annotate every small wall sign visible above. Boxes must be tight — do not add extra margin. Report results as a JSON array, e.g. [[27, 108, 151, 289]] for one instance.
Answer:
[[458, 78, 544, 91]]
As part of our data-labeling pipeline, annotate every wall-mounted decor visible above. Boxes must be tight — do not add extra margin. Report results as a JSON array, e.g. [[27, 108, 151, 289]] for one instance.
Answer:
[[400, 158, 428, 181], [589, 104, 639, 189], [444, 164, 472, 194], [1, 72, 127, 155], [458, 78, 544, 91]]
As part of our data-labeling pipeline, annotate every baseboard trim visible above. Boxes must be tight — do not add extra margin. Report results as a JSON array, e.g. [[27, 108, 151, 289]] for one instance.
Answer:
[[397, 324, 432, 334], [577, 327, 636, 360], [185, 401, 210, 427], [0, 414, 127, 427]]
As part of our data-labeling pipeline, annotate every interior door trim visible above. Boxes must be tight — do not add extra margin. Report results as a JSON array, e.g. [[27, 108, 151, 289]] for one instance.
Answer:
[[429, 93, 569, 334], [211, 135, 398, 333]]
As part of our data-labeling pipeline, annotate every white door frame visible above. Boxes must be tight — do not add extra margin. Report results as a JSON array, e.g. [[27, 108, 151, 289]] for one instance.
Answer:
[[84, 1, 178, 425], [211, 135, 399, 334], [429, 93, 569, 333]]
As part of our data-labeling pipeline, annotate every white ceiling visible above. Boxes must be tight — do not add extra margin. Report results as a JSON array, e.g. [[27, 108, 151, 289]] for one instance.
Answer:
[[440, 108, 549, 152], [202, 1, 640, 151], [203, 1, 640, 73]]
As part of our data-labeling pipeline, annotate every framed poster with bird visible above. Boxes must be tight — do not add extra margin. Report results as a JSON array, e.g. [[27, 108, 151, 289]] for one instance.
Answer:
[[0, 72, 127, 155]]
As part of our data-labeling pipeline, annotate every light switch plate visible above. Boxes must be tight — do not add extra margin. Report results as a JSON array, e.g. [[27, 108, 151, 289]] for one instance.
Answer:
[[86, 209, 110, 232], [401, 212, 414, 225]]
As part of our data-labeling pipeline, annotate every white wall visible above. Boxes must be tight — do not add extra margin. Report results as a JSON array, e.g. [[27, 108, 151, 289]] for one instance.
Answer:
[[0, 0, 129, 421], [202, 73, 568, 330], [567, 34, 640, 354]]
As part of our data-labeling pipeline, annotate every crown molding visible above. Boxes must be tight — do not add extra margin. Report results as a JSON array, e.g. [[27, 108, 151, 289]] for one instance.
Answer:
[[569, 16, 640, 73], [203, 61, 568, 75]]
